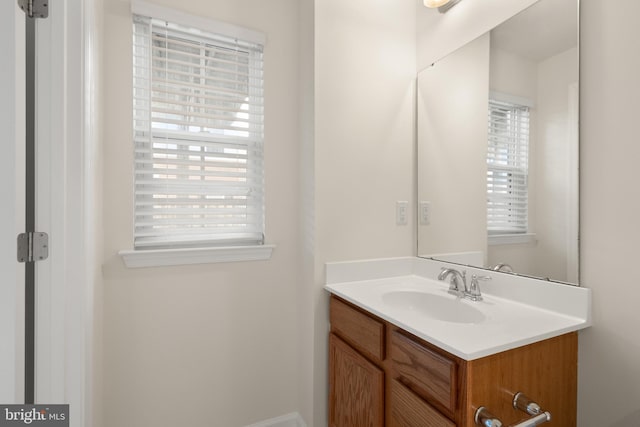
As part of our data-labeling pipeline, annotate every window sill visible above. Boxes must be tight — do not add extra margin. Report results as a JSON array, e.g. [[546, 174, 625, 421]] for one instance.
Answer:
[[488, 233, 536, 246], [119, 244, 275, 268]]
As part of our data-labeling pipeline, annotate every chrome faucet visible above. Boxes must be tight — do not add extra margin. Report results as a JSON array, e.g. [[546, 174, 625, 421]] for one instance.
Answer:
[[438, 268, 467, 297], [438, 268, 491, 301]]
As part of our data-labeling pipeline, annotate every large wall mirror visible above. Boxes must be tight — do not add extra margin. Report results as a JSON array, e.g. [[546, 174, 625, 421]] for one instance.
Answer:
[[417, 0, 580, 285]]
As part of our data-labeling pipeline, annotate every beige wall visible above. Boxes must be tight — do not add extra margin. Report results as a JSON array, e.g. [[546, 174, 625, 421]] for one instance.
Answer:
[[579, 0, 640, 425], [315, 0, 417, 263], [102, 1, 300, 426], [311, 0, 417, 425]]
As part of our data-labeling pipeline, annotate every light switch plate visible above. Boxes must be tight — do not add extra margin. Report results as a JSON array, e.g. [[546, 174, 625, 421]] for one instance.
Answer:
[[419, 201, 431, 225], [396, 201, 409, 226]]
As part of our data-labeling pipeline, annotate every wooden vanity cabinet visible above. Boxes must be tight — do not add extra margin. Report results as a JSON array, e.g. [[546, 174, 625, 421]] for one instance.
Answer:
[[329, 295, 578, 427]]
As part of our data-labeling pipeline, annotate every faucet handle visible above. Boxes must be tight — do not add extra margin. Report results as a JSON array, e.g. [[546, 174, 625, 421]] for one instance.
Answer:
[[468, 275, 491, 301]]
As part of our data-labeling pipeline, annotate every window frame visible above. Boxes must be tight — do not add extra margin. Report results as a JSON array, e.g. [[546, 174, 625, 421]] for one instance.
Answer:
[[121, 1, 273, 267]]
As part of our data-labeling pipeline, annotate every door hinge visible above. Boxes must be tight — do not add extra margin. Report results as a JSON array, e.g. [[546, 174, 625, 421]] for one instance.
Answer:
[[17, 232, 49, 263], [17, 0, 49, 19]]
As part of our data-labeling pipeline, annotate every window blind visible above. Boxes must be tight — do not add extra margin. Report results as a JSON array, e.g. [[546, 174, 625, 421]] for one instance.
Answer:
[[132, 14, 264, 249], [487, 99, 530, 234]]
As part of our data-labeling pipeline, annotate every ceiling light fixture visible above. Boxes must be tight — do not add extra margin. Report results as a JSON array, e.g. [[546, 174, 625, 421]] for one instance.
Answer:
[[424, 0, 462, 13], [423, 0, 449, 7]]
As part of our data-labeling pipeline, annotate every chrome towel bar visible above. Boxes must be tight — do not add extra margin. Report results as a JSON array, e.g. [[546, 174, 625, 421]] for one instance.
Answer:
[[475, 392, 552, 427]]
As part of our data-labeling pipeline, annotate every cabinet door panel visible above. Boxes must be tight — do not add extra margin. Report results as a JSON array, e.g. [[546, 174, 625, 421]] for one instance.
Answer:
[[389, 379, 456, 427], [329, 333, 384, 427]]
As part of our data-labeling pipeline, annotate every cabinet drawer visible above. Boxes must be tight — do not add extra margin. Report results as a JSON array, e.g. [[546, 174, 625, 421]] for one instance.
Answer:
[[390, 330, 457, 413], [330, 297, 384, 363], [389, 379, 455, 427]]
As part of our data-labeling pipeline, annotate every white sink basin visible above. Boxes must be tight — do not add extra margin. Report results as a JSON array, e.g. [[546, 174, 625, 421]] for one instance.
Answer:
[[382, 290, 486, 324]]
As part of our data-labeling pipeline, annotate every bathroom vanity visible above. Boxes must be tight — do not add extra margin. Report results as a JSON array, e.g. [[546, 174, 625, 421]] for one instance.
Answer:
[[325, 257, 591, 427]]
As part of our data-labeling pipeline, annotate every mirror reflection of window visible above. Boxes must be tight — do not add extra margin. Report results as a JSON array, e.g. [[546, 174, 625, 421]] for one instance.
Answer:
[[487, 97, 531, 236]]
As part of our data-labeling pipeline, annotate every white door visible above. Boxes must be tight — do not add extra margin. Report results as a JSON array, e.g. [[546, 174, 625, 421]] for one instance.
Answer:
[[0, 1, 26, 404]]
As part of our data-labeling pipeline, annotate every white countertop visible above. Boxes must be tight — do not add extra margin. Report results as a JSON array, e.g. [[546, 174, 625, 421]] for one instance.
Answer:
[[324, 257, 591, 361]]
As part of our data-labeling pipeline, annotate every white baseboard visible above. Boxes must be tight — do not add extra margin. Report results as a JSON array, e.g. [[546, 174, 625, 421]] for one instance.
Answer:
[[245, 412, 307, 427]]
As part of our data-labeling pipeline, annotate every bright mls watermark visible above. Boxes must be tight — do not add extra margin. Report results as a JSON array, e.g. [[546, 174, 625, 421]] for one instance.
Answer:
[[0, 405, 68, 426]]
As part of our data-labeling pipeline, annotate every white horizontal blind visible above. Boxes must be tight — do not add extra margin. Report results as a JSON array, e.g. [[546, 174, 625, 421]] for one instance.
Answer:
[[487, 99, 530, 234], [133, 14, 264, 249]]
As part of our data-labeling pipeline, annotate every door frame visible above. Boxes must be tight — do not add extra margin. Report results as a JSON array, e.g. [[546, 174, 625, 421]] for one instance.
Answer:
[[33, 0, 99, 425]]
